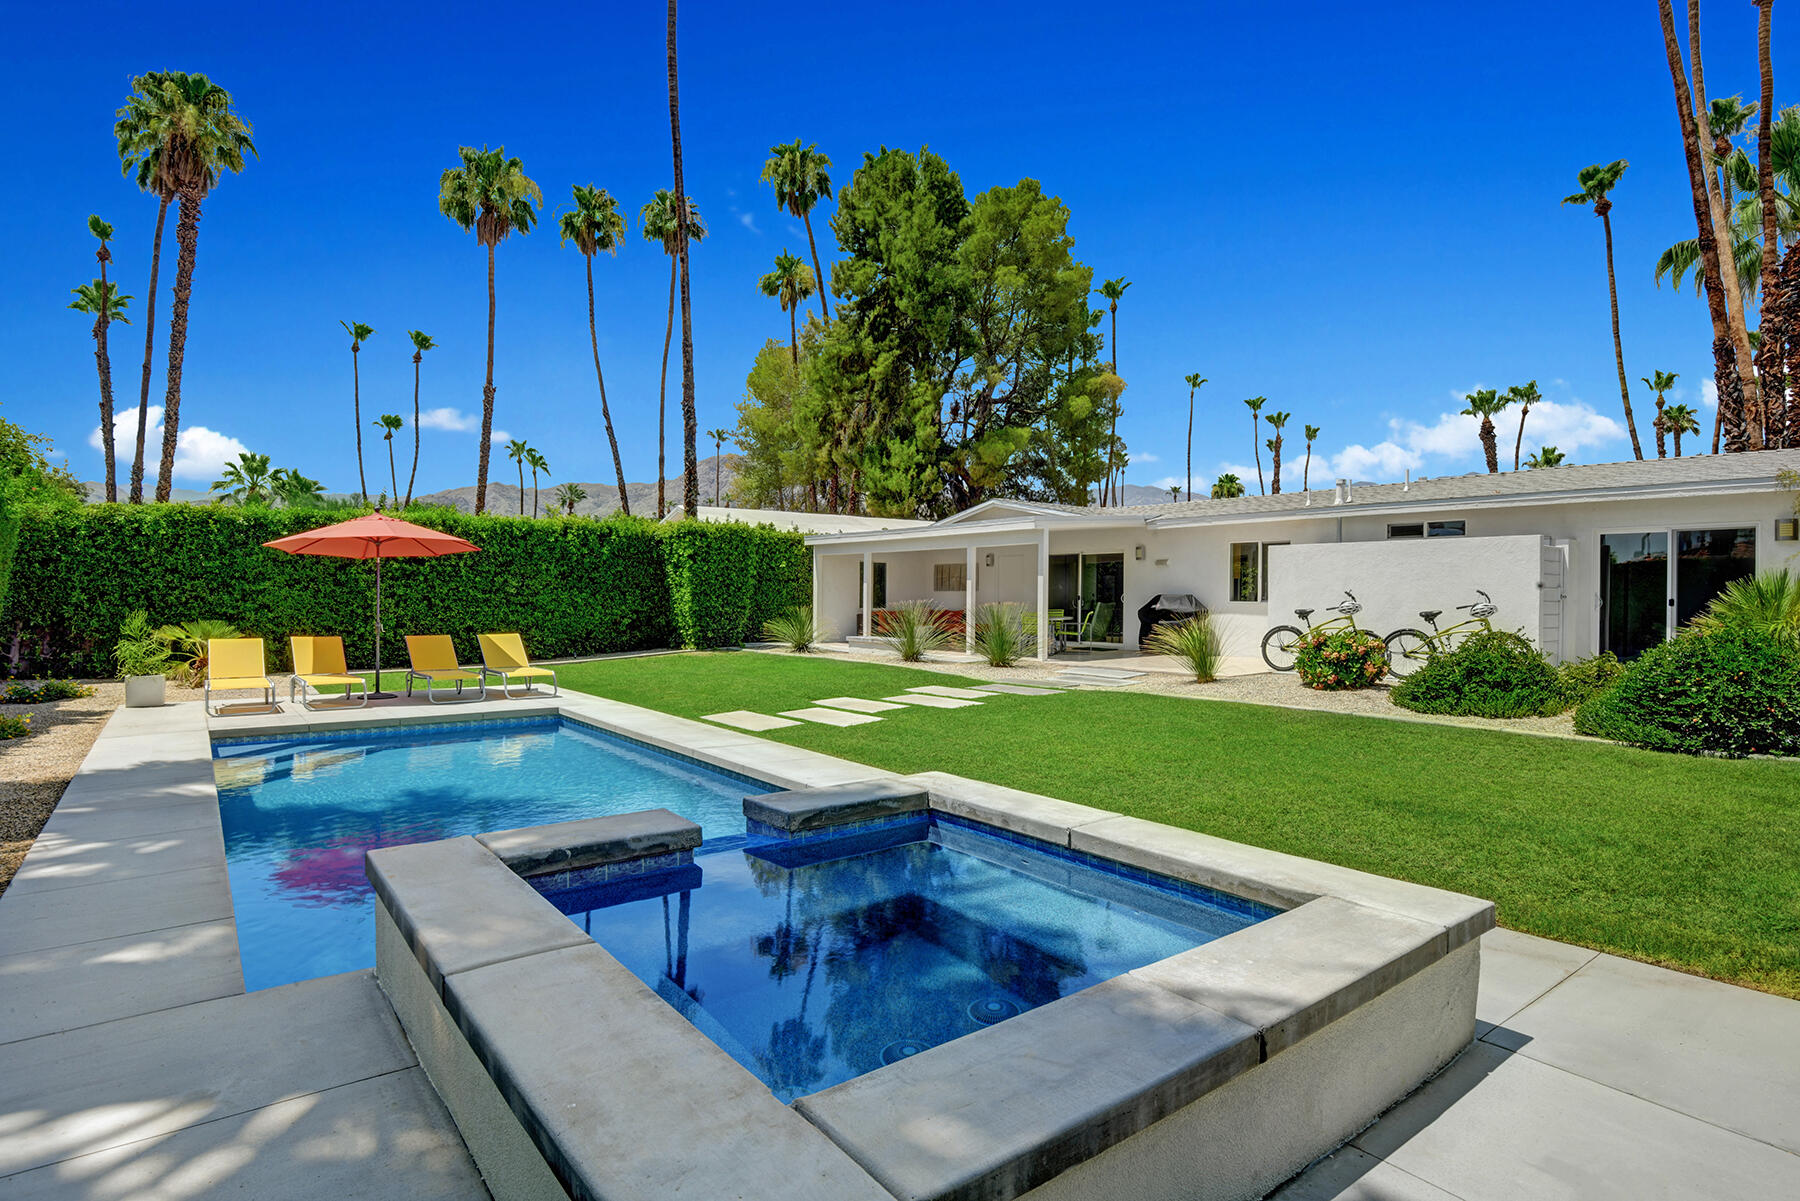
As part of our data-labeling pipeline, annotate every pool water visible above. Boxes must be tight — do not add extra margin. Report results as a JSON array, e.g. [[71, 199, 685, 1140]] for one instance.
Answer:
[[544, 817, 1273, 1101], [214, 718, 753, 990]]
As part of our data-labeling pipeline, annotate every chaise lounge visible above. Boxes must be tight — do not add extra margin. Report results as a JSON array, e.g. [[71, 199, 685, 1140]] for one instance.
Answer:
[[403, 635, 487, 704]]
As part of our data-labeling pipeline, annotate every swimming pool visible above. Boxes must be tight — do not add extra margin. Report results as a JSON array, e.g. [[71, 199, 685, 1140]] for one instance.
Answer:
[[214, 717, 755, 990], [541, 814, 1275, 1101]]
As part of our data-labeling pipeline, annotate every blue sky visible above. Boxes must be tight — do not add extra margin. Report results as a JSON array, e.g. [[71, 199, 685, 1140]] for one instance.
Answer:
[[6, 1, 1790, 498]]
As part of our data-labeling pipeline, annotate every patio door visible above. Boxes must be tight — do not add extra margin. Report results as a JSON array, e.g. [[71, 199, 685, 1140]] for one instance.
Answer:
[[1600, 526, 1757, 659], [1077, 553, 1125, 644]]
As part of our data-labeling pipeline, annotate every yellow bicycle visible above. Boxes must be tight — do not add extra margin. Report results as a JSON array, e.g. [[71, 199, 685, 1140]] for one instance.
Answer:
[[1383, 590, 1498, 678], [1260, 591, 1364, 672]]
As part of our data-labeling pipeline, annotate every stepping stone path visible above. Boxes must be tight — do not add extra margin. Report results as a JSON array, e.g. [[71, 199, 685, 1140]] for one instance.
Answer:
[[779, 707, 884, 727], [971, 684, 1064, 696], [905, 686, 993, 700], [815, 697, 909, 713], [703, 710, 801, 731], [883, 694, 980, 709]]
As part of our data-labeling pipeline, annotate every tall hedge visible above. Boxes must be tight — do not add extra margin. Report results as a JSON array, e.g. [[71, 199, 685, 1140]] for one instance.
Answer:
[[2, 506, 810, 676], [0, 487, 19, 620]]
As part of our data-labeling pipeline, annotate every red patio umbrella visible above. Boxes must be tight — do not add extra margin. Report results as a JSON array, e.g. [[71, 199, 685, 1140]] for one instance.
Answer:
[[264, 513, 480, 699]]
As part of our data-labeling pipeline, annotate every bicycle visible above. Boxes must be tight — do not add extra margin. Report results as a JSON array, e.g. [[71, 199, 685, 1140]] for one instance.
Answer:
[[1382, 590, 1498, 679], [1261, 591, 1364, 672]]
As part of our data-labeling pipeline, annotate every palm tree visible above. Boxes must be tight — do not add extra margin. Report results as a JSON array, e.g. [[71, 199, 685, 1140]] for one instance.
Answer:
[[439, 145, 541, 514], [1663, 403, 1701, 456], [1525, 446, 1567, 470], [1756, 7, 1779, 311], [1564, 161, 1643, 460], [1183, 374, 1206, 500], [404, 331, 435, 508], [760, 251, 816, 364], [339, 322, 375, 501], [762, 140, 834, 321], [1461, 388, 1511, 474], [1211, 473, 1245, 499], [553, 481, 587, 515], [114, 71, 256, 503], [210, 451, 275, 504], [1096, 278, 1131, 502], [666, 0, 700, 518], [272, 468, 324, 508], [1264, 411, 1290, 494], [507, 438, 530, 514], [526, 447, 550, 517], [558, 184, 632, 516], [640, 190, 707, 518], [70, 279, 133, 505], [1655, 126, 1800, 303], [1243, 397, 1267, 493], [1641, 370, 1679, 458], [1168, 485, 1181, 501], [374, 414, 403, 504], [114, 72, 182, 504], [1302, 424, 1320, 492], [1506, 380, 1541, 470], [707, 426, 731, 503]]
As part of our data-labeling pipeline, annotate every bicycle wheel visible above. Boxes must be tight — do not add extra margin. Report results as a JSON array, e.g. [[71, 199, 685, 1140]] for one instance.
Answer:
[[1261, 625, 1306, 672], [1383, 629, 1431, 679]]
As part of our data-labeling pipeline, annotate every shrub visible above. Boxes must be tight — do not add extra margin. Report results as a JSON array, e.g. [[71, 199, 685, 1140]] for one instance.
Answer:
[[1294, 628, 1388, 690], [1554, 652, 1626, 711], [1573, 628, 1800, 757], [761, 607, 818, 652], [971, 603, 1033, 667], [0, 679, 95, 704], [114, 609, 171, 679], [155, 619, 242, 688], [879, 601, 953, 662], [1390, 629, 1563, 718], [0, 714, 28, 739], [1146, 614, 1224, 683], [1689, 568, 1800, 650]]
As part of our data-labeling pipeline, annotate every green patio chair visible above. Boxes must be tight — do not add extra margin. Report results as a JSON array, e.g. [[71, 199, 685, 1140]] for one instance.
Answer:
[[1079, 602, 1116, 643]]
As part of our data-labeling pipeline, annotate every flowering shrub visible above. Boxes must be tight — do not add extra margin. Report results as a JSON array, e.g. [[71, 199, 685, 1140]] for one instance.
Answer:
[[1294, 628, 1389, 690], [0, 714, 29, 739], [1, 679, 95, 704]]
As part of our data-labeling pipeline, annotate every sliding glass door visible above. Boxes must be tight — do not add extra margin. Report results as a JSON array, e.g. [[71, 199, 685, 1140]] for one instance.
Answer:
[[1600, 527, 1757, 659], [1674, 528, 1757, 628], [1047, 552, 1125, 644]]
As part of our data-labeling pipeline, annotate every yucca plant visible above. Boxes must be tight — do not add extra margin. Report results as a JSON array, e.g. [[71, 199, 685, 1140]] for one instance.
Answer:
[[1145, 613, 1225, 683], [1690, 569, 1800, 650], [762, 606, 818, 652], [879, 600, 952, 662], [971, 603, 1033, 667], [154, 619, 242, 687]]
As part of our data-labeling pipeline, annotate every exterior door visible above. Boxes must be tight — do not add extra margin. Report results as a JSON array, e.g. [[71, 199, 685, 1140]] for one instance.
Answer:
[[1600, 533, 1666, 660], [1077, 553, 1125, 643], [1674, 527, 1757, 628]]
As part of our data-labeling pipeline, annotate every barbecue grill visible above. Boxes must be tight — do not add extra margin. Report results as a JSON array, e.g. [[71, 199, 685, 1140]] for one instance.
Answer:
[[1136, 593, 1206, 649]]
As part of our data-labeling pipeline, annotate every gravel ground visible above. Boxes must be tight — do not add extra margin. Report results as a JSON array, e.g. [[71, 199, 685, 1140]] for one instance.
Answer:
[[0, 681, 203, 897], [752, 647, 1584, 740]]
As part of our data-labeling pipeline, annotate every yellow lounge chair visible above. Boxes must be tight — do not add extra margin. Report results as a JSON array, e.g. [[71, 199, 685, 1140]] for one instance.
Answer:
[[478, 633, 559, 698], [206, 637, 277, 715], [403, 635, 486, 704], [288, 635, 369, 710]]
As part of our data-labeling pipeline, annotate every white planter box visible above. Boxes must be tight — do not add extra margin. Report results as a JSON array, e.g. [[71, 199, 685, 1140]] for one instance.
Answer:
[[124, 674, 166, 708]]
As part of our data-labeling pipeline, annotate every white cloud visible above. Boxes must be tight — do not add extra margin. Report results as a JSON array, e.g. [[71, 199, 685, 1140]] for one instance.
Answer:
[[1326, 395, 1625, 482], [1701, 379, 1719, 409], [417, 407, 481, 432], [488, 429, 513, 447], [90, 405, 249, 481], [738, 212, 760, 234], [1132, 451, 1159, 464]]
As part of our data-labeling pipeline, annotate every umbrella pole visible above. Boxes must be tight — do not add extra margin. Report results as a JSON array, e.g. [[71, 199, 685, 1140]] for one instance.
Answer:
[[371, 548, 397, 699]]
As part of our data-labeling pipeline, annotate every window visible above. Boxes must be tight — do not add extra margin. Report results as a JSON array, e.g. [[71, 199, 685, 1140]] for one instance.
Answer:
[[933, 562, 967, 591], [1387, 520, 1466, 539], [1229, 543, 1260, 602]]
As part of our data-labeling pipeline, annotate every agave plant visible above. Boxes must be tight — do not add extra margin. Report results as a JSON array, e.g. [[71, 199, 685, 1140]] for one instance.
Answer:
[[878, 601, 952, 662], [1690, 569, 1800, 650], [154, 619, 242, 687], [971, 603, 1034, 667], [762, 607, 818, 653], [1146, 613, 1225, 683]]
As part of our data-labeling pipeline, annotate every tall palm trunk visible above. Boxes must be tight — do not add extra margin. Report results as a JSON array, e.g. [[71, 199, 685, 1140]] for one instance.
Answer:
[[94, 246, 117, 502], [803, 211, 831, 321], [1659, 0, 1749, 455], [669, 0, 699, 518], [1754, 0, 1786, 448], [1674, 426, 1686, 456], [658, 258, 674, 518], [1513, 408, 1529, 470], [476, 243, 497, 514], [531, 466, 540, 518], [387, 438, 399, 503], [1185, 388, 1194, 501], [788, 303, 799, 364], [584, 254, 631, 514], [405, 353, 421, 508], [1269, 436, 1283, 493], [1251, 413, 1264, 495], [1105, 304, 1119, 503], [1303, 444, 1312, 492], [351, 343, 368, 503], [155, 190, 203, 503], [1655, 400, 1668, 457], [1481, 418, 1499, 474], [517, 457, 526, 514], [1596, 203, 1644, 459], [130, 194, 169, 504]]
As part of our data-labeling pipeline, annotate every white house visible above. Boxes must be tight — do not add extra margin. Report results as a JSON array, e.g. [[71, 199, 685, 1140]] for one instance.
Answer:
[[805, 450, 1800, 663]]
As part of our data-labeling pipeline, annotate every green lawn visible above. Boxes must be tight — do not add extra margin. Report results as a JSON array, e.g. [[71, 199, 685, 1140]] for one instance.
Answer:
[[548, 651, 1800, 999]]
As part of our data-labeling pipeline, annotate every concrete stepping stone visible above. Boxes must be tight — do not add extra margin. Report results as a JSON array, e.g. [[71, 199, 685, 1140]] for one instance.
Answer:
[[905, 685, 992, 700], [703, 710, 801, 731], [815, 697, 908, 714], [779, 707, 884, 727], [883, 694, 980, 709], [971, 684, 1062, 696]]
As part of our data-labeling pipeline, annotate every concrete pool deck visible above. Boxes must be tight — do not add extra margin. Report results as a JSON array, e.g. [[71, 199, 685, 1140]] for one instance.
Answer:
[[0, 690, 1795, 1198]]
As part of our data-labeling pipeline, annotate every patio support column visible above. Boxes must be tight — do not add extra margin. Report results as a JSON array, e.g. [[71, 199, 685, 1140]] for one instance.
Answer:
[[861, 551, 873, 638], [810, 548, 821, 639], [964, 544, 977, 654], [1037, 528, 1050, 661]]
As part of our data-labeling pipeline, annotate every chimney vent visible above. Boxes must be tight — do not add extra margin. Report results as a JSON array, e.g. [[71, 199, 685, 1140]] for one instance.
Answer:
[[1333, 479, 1349, 505]]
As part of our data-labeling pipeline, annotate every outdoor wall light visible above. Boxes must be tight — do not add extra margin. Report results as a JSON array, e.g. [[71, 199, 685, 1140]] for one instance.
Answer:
[[985, 552, 995, 566], [1134, 545, 1145, 560], [1778, 517, 1799, 542]]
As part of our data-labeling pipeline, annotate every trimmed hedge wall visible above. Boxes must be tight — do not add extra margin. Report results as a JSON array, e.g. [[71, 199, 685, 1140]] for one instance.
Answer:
[[2, 506, 811, 677]]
